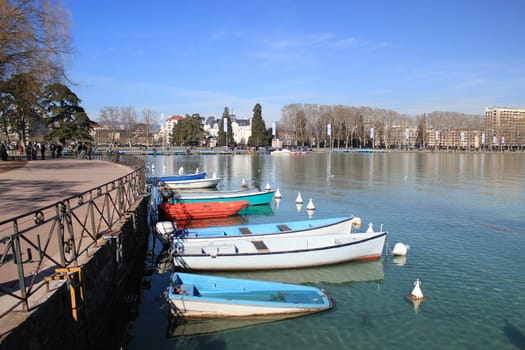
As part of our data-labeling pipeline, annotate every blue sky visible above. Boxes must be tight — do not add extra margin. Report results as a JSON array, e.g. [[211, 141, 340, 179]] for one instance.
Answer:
[[65, 0, 525, 124]]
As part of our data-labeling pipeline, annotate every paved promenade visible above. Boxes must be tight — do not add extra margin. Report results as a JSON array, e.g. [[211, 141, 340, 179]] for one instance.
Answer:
[[0, 159, 132, 220], [0, 158, 133, 338]]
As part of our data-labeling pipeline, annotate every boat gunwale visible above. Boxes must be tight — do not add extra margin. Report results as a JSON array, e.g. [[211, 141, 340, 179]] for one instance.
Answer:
[[174, 231, 387, 259], [175, 216, 355, 239]]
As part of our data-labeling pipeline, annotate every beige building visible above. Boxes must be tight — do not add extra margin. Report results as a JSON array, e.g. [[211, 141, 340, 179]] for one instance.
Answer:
[[485, 107, 525, 148]]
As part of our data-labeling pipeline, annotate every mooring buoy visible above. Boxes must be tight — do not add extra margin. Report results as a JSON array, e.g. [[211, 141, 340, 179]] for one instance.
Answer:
[[392, 242, 410, 256], [408, 278, 425, 300]]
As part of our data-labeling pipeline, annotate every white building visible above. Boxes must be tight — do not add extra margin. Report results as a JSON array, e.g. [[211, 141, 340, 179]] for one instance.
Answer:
[[157, 115, 184, 145], [203, 115, 252, 146]]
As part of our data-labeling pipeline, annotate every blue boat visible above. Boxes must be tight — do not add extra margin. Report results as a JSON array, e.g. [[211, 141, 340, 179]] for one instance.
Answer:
[[147, 171, 206, 184], [154, 216, 358, 245], [167, 272, 332, 318]]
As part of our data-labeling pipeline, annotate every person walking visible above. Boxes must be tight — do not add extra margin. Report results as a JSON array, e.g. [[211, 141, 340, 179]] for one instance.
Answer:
[[50, 143, 56, 159], [56, 143, 63, 158], [40, 143, 47, 160], [26, 142, 32, 160]]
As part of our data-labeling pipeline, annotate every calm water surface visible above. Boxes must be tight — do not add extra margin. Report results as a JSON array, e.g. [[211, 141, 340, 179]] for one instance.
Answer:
[[126, 152, 525, 350]]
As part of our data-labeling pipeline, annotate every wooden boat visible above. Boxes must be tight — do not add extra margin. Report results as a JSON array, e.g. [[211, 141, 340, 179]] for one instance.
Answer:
[[169, 188, 275, 206], [167, 272, 332, 318], [158, 200, 249, 220], [155, 216, 359, 246], [147, 171, 206, 184], [171, 223, 387, 271], [161, 177, 221, 190]]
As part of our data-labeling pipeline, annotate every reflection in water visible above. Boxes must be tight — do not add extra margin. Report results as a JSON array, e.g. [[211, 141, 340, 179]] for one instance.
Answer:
[[503, 319, 525, 350], [168, 314, 301, 338], [209, 260, 384, 285]]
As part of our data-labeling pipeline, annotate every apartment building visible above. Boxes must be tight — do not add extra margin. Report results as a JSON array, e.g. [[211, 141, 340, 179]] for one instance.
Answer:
[[485, 107, 525, 147]]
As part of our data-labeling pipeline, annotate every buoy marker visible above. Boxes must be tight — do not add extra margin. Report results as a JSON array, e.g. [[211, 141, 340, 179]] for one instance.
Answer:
[[352, 216, 362, 229], [408, 278, 425, 300], [275, 188, 282, 199], [265, 182, 271, 191], [296, 192, 303, 204], [306, 198, 315, 210], [241, 178, 248, 189]]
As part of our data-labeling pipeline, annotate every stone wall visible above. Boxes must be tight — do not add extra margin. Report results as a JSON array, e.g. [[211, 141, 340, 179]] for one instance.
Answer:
[[0, 198, 150, 350]]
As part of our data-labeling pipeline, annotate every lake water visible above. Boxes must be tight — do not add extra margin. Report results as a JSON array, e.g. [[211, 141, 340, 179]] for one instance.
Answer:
[[125, 151, 525, 350]]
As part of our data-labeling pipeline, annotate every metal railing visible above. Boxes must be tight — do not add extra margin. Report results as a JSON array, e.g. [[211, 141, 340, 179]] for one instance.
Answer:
[[0, 153, 147, 320]]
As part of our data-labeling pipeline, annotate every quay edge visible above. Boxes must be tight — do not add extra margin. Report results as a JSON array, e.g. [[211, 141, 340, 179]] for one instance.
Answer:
[[0, 191, 150, 350]]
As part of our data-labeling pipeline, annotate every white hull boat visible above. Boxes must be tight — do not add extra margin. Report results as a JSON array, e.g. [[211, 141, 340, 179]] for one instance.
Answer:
[[161, 177, 221, 190], [168, 272, 332, 318], [172, 226, 387, 271]]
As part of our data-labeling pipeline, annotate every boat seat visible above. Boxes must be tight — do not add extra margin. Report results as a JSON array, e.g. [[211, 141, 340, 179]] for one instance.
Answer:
[[252, 240, 269, 252], [277, 224, 292, 232], [180, 284, 199, 296], [239, 227, 252, 235]]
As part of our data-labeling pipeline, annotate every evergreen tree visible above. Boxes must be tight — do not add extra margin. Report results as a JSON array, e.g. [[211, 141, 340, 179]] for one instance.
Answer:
[[416, 114, 427, 149], [172, 114, 204, 146], [248, 103, 270, 147], [217, 107, 232, 147], [42, 83, 94, 144]]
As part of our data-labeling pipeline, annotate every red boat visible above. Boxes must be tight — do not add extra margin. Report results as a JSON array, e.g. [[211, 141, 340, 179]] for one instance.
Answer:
[[158, 200, 249, 220]]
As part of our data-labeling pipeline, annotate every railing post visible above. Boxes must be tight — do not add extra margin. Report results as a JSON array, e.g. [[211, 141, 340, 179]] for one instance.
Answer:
[[57, 202, 67, 266], [11, 221, 28, 311], [64, 201, 78, 267]]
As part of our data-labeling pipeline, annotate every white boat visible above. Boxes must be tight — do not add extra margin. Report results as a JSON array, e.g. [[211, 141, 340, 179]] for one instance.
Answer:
[[155, 216, 360, 245], [171, 224, 387, 271], [167, 272, 332, 318], [270, 148, 291, 156], [161, 177, 221, 190]]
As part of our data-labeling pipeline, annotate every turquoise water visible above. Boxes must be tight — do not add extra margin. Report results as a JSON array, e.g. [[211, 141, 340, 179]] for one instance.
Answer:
[[127, 152, 525, 350]]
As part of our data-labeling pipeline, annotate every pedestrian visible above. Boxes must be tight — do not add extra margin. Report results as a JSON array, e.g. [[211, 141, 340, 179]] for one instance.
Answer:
[[31, 143, 37, 160], [50, 143, 56, 159], [57, 143, 63, 158], [40, 143, 46, 160], [86, 142, 92, 160], [0, 142, 8, 161], [26, 142, 32, 160]]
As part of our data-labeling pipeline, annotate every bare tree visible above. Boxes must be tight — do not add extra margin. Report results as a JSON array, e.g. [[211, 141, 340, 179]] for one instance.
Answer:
[[121, 106, 137, 146], [141, 107, 157, 148], [0, 0, 71, 84], [98, 106, 120, 144]]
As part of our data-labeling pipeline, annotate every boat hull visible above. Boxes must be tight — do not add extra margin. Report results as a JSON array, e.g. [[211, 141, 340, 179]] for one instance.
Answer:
[[172, 231, 387, 271], [168, 272, 332, 318], [159, 200, 249, 220], [147, 171, 206, 184], [162, 177, 221, 190], [172, 189, 275, 206]]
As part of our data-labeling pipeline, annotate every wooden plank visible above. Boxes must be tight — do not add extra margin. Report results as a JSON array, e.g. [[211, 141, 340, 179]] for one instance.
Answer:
[[251, 240, 269, 252], [239, 227, 252, 235]]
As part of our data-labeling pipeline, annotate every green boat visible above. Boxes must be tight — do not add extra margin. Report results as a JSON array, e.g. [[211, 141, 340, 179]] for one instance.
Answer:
[[168, 189, 275, 206]]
